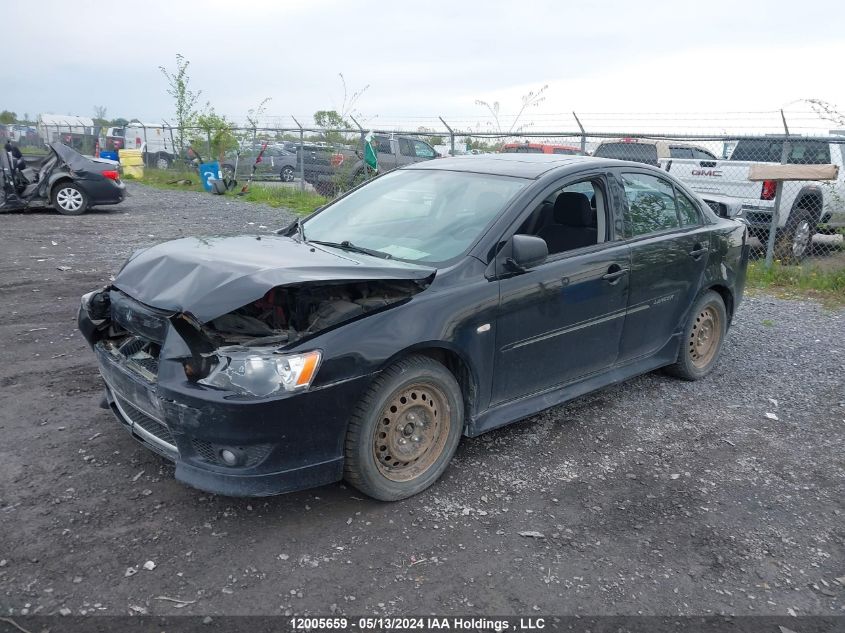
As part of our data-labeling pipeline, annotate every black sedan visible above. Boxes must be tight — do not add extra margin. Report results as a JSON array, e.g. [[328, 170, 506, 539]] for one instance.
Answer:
[[78, 154, 749, 500], [1, 142, 126, 215]]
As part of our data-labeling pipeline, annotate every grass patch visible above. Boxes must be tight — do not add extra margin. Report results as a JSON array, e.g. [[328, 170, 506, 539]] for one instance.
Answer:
[[241, 185, 326, 215], [746, 260, 845, 306], [129, 167, 205, 192], [131, 169, 326, 215]]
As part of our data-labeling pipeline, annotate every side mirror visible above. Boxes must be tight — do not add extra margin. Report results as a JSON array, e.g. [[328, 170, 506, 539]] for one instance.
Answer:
[[508, 234, 548, 271]]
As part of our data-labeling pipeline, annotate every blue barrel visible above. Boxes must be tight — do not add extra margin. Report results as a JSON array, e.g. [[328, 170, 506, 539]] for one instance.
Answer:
[[198, 162, 221, 192]]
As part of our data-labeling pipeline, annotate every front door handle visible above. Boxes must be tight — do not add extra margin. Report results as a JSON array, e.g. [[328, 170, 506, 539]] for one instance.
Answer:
[[688, 244, 708, 259], [602, 265, 629, 282]]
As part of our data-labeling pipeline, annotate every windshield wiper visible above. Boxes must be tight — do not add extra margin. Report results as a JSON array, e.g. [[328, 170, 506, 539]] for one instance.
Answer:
[[310, 240, 392, 259]]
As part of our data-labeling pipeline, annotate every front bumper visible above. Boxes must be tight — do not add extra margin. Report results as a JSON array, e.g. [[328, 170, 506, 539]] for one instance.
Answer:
[[82, 307, 371, 497]]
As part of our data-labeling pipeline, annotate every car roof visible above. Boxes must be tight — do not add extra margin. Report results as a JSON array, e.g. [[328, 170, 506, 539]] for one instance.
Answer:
[[407, 153, 612, 178]]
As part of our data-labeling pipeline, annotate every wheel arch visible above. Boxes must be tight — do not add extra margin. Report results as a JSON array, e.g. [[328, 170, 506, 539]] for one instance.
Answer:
[[47, 175, 75, 200], [379, 342, 479, 432], [704, 283, 735, 326], [791, 186, 824, 221]]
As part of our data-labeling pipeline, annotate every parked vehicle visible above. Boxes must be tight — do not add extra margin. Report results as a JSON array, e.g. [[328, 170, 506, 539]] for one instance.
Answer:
[[222, 145, 299, 182], [666, 137, 845, 261], [501, 142, 582, 155], [104, 124, 181, 169], [78, 154, 748, 500], [2, 142, 125, 215], [303, 135, 438, 194], [593, 139, 716, 166]]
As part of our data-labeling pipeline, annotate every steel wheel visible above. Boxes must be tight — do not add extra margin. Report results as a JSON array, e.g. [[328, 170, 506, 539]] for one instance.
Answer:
[[372, 383, 450, 482], [688, 305, 721, 369], [280, 166, 295, 182]]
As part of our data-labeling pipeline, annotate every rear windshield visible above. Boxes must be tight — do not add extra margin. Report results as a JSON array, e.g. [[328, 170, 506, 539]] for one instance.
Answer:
[[730, 139, 831, 164], [502, 145, 543, 153], [593, 142, 658, 165]]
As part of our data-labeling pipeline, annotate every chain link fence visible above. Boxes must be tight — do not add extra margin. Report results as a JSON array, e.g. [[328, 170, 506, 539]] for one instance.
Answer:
[[25, 120, 845, 270]]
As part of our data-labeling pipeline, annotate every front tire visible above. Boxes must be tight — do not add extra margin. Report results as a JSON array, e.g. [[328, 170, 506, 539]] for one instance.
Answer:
[[344, 356, 463, 501], [53, 182, 88, 215], [665, 290, 727, 381], [280, 166, 295, 182], [155, 154, 171, 170]]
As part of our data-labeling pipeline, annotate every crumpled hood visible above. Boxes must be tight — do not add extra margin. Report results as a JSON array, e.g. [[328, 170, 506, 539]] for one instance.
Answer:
[[112, 234, 435, 322]]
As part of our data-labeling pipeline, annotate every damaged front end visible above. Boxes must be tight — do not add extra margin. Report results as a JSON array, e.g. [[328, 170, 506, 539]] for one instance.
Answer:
[[82, 277, 427, 396], [77, 231, 436, 495]]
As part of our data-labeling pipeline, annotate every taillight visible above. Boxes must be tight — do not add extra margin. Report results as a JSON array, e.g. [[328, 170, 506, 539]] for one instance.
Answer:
[[330, 153, 344, 167], [102, 170, 119, 181], [760, 180, 777, 200]]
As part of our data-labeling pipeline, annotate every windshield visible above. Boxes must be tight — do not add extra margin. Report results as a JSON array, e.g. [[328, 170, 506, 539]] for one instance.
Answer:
[[303, 169, 527, 264]]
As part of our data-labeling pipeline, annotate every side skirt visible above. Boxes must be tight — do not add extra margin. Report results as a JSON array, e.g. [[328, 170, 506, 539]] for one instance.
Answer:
[[466, 333, 681, 437]]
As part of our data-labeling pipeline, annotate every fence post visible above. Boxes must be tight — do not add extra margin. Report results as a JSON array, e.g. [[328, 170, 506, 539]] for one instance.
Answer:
[[764, 110, 793, 268], [439, 116, 455, 156], [349, 115, 368, 179], [291, 115, 305, 191], [572, 111, 586, 155]]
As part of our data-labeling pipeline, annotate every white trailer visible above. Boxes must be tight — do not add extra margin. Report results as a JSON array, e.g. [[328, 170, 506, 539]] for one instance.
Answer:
[[37, 114, 95, 145]]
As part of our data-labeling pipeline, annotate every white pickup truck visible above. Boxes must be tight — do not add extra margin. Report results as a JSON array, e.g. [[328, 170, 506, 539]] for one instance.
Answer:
[[666, 137, 845, 261]]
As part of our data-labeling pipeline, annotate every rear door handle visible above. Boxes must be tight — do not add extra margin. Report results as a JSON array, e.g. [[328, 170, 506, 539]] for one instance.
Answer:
[[602, 266, 629, 282]]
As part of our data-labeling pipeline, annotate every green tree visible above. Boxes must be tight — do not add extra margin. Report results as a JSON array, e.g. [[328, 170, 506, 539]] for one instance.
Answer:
[[159, 53, 201, 154], [314, 109, 350, 145], [111, 117, 129, 127], [195, 108, 237, 163], [0, 110, 17, 124]]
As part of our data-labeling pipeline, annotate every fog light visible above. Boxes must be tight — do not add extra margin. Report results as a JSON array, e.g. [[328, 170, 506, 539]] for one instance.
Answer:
[[220, 449, 239, 466]]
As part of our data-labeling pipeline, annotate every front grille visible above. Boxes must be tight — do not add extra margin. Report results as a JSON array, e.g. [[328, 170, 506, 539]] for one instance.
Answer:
[[112, 392, 177, 453], [109, 335, 160, 379], [191, 439, 273, 468]]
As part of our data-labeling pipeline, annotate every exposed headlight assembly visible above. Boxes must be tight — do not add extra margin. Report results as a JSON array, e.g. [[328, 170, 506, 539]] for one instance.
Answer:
[[198, 347, 321, 397]]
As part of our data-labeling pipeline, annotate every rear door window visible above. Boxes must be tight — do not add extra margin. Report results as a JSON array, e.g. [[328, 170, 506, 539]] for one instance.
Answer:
[[375, 137, 393, 154], [669, 146, 694, 159], [675, 189, 702, 226], [692, 148, 716, 159], [399, 138, 414, 157], [621, 173, 680, 236]]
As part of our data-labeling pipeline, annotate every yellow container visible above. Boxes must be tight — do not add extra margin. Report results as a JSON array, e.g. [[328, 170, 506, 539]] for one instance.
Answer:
[[118, 148, 144, 166], [123, 164, 144, 179]]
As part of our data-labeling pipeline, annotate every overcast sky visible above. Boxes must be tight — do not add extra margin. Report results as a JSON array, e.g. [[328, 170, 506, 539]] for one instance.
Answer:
[[5, 0, 845, 133]]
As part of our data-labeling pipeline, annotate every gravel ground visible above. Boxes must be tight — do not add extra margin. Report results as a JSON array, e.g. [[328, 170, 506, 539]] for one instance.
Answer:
[[0, 184, 843, 617]]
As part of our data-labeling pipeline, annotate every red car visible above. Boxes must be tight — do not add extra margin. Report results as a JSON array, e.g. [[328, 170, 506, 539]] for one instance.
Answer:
[[501, 142, 583, 155]]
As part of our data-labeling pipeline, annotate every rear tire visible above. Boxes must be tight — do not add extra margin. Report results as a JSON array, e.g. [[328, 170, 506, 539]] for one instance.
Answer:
[[155, 154, 171, 170], [344, 355, 463, 501], [52, 182, 88, 215], [280, 166, 295, 182], [773, 209, 814, 264], [665, 290, 727, 381]]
